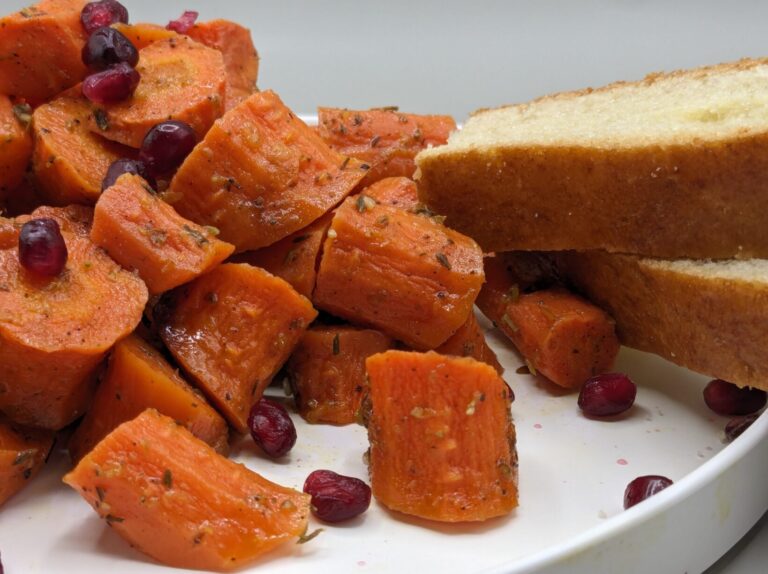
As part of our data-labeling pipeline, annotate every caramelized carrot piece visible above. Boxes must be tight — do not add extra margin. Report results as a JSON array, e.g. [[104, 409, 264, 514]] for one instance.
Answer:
[[0, 205, 148, 429], [159, 263, 317, 433], [477, 255, 619, 388], [69, 334, 229, 463], [231, 213, 333, 299], [188, 19, 259, 110], [64, 409, 311, 571], [435, 312, 504, 374], [361, 176, 419, 210], [110, 22, 177, 50], [33, 89, 132, 205], [0, 0, 88, 105], [313, 196, 484, 349], [287, 326, 392, 424], [91, 173, 234, 294], [317, 107, 455, 186], [0, 416, 54, 508], [169, 90, 368, 251], [87, 36, 226, 148], [366, 351, 517, 522], [0, 95, 33, 203]]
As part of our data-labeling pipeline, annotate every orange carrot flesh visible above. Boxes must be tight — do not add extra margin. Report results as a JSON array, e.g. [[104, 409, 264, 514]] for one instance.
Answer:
[[91, 173, 234, 294], [0, 95, 33, 202], [110, 22, 177, 50], [0, 0, 88, 106], [87, 36, 226, 148], [366, 351, 517, 522], [187, 19, 259, 110], [435, 312, 504, 375], [68, 334, 229, 463], [287, 326, 392, 424], [313, 196, 484, 349], [0, 205, 148, 429], [33, 88, 133, 205], [63, 409, 311, 571], [0, 416, 54, 508], [360, 176, 419, 210], [317, 107, 455, 186], [159, 263, 317, 433], [477, 256, 620, 388], [230, 213, 333, 299], [169, 90, 368, 251]]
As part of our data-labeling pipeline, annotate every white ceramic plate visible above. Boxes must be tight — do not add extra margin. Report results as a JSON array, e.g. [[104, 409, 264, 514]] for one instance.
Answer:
[[2, 313, 766, 573]]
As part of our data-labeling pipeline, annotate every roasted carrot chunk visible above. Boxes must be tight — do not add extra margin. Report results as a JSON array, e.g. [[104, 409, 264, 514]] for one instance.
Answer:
[[0, 95, 33, 203], [87, 36, 226, 148], [0, 416, 54, 508], [0, 0, 88, 105], [69, 334, 229, 463], [313, 196, 484, 349], [317, 107, 455, 186], [110, 22, 177, 50], [231, 213, 332, 299], [287, 326, 392, 425], [91, 173, 234, 294], [361, 176, 419, 210], [188, 19, 259, 110], [169, 90, 368, 251], [435, 312, 504, 374], [0, 206, 148, 429], [64, 409, 311, 571], [159, 263, 317, 433], [366, 351, 517, 522], [477, 255, 619, 388], [33, 89, 132, 205]]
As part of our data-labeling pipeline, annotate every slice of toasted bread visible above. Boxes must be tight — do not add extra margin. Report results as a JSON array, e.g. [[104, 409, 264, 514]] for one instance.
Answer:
[[415, 58, 768, 260]]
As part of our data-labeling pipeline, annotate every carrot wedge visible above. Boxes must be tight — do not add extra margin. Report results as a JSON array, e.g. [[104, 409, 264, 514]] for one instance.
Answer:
[[0, 416, 54, 508], [68, 334, 229, 463], [361, 176, 419, 210], [313, 196, 484, 349], [366, 351, 518, 522], [0, 95, 33, 203], [317, 107, 455, 186], [111, 22, 177, 50], [0, 206, 148, 429], [87, 36, 226, 148], [158, 263, 317, 433], [435, 312, 504, 374], [477, 255, 619, 388], [64, 409, 311, 571], [169, 90, 368, 251], [91, 173, 234, 294], [0, 0, 88, 106]]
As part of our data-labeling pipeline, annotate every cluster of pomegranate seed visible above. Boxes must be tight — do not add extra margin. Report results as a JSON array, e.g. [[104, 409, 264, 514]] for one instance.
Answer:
[[703, 379, 766, 416], [577, 372, 637, 417], [101, 158, 154, 191], [166, 10, 199, 34], [623, 475, 674, 509], [139, 121, 197, 179], [80, 1, 140, 104], [303, 469, 372, 523], [247, 399, 297, 458], [18, 218, 68, 277]]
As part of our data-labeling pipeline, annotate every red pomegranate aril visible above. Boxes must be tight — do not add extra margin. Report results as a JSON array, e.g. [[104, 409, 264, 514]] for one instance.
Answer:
[[82, 27, 139, 71], [102, 158, 154, 191], [578, 372, 636, 417], [303, 470, 371, 523], [82, 62, 140, 105], [247, 399, 297, 458], [80, 0, 129, 34], [139, 121, 197, 178], [18, 218, 68, 277], [724, 413, 760, 442], [623, 475, 673, 509], [167, 10, 199, 34], [703, 379, 767, 416]]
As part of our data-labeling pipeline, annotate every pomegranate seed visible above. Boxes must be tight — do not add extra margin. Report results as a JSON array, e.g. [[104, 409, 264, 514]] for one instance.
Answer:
[[577, 372, 636, 417], [18, 218, 68, 277], [724, 413, 760, 442], [247, 399, 296, 458], [139, 121, 197, 177], [703, 379, 766, 416], [82, 62, 140, 105], [82, 27, 138, 71], [167, 10, 199, 34], [81, 0, 129, 34], [102, 158, 154, 191], [624, 475, 673, 509], [303, 470, 371, 523]]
